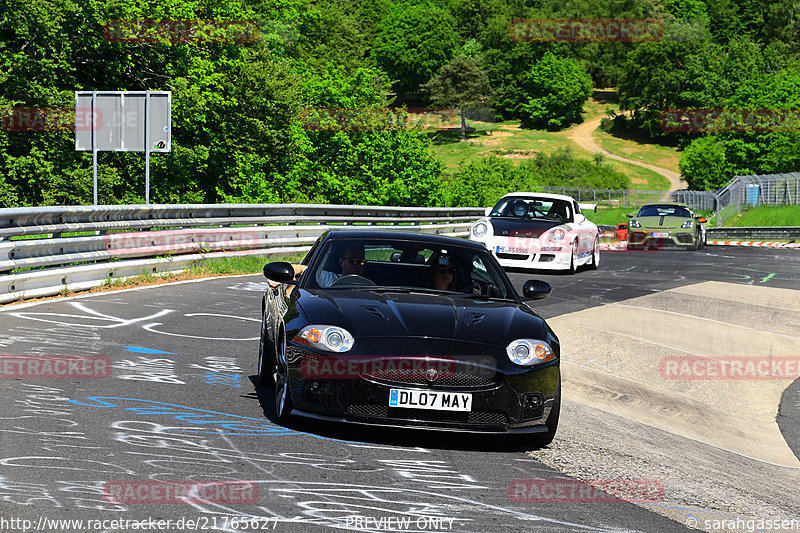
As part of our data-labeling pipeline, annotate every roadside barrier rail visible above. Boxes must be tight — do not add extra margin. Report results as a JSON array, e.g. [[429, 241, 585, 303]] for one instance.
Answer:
[[0, 204, 483, 304]]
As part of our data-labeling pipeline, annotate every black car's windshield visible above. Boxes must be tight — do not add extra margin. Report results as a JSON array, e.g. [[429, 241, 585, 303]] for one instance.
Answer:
[[304, 238, 514, 299], [637, 205, 691, 218], [489, 196, 573, 222]]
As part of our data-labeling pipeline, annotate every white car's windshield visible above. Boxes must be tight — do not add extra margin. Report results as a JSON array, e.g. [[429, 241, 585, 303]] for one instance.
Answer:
[[490, 197, 573, 222]]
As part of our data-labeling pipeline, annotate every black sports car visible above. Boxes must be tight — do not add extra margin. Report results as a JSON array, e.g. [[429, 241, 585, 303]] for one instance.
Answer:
[[258, 230, 561, 445]]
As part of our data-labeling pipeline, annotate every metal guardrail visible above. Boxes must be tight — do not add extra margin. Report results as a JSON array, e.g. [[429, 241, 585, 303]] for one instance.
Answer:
[[540, 186, 670, 208], [706, 227, 800, 240], [0, 204, 483, 304]]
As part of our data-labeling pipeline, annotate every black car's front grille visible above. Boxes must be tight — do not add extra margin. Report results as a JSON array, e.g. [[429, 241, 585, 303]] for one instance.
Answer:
[[345, 403, 509, 429], [497, 252, 530, 260], [362, 366, 497, 389], [346, 403, 388, 417]]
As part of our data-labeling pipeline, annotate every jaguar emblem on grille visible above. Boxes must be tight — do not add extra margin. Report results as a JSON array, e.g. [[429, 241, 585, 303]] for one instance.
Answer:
[[425, 368, 439, 382]]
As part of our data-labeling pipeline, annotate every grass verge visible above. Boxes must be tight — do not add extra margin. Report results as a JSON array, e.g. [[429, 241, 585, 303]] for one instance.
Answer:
[[724, 206, 800, 227], [53, 253, 308, 300]]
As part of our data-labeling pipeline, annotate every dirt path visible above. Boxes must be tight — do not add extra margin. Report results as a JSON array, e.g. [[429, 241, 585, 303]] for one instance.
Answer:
[[569, 117, 685, 191]]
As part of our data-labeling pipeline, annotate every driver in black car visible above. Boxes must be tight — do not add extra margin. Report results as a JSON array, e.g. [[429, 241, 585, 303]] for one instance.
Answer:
[[317, 244, 366, 287], [265, 244, 367, 291]]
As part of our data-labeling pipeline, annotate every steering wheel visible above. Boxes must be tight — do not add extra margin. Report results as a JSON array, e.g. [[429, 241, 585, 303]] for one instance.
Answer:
[[329, 274, 377, 288]]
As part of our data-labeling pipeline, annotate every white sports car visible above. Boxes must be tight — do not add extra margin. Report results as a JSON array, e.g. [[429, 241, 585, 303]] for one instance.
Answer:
[[469, 192, 600, 274]]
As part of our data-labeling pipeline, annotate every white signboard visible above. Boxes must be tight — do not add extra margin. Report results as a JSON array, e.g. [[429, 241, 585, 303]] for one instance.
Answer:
[[75, 91, 171, 204]]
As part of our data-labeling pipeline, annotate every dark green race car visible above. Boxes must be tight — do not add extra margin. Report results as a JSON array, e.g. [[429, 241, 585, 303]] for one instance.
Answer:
[[626, 202, 707, 250]]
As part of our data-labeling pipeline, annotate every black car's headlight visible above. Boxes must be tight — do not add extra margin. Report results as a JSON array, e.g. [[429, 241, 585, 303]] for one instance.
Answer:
[[506, 340, 556, 366], [472, 221, 489, 238], [629, 219, 641, 228], [294, 325, 354, 353], [681, 220, 692, 228]]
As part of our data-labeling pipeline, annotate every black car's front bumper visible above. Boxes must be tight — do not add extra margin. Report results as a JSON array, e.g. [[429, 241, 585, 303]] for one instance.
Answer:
[[285, 345, 560, 433]]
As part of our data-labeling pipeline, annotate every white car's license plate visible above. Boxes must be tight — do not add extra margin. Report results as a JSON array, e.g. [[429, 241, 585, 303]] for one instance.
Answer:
[[389, 389, 472, 412], [652, 232, 669, 238], [496, 245, 529, 254]]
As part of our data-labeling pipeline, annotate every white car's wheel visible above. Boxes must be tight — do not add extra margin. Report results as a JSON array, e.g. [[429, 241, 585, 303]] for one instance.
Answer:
[[568, 240, 578, 274]]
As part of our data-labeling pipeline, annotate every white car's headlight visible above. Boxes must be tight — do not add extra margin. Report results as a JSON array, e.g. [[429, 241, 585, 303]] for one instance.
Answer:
[[506, 340, 555, 366], [472, 222, 488, 238], [548, 228, 566, 242], [629, 219, 641, 228], [681, 220, 692, 228], [294, 325, 354, 353]]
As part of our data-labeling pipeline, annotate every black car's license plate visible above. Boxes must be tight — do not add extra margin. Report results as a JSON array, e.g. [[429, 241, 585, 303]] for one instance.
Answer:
[[389, 389, 472, 412]]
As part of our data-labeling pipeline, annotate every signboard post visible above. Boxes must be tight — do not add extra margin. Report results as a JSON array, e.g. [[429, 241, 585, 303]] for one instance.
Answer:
[[75, 91, 171, 205]]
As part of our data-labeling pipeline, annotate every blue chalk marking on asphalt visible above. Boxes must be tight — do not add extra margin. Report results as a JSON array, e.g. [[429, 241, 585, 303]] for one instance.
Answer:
[[66, 396, 364, 443], [124, 346, 178, 355], [205, 371, 241, 388]]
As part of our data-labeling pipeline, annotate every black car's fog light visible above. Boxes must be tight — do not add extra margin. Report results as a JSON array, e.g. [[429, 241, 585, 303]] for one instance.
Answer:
[[523, 393, 543, 408], [521, 393, 545, 420]]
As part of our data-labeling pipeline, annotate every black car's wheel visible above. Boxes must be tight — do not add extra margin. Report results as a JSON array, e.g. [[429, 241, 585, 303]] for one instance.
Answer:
[[530, 381, 561, 448], [257, 312, 274, 386], [274, 332, 293, 424], [568, 240, 578, 274], [587, 236, 599, 270]]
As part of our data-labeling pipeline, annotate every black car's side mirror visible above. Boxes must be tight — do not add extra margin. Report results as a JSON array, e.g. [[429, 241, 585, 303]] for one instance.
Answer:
[[263, 262, 297, 284], [523, 280, 552, 300]]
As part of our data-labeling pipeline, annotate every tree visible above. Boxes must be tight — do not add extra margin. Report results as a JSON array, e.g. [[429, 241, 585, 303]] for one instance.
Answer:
[[372, 1, 460, 97], [424, 54, 493, 141], [518, 52, 592, 130]]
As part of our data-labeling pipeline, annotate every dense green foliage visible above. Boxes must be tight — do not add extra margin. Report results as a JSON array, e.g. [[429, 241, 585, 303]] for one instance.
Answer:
[[438, 150, 631, 207], [1, 0, 798, 206]]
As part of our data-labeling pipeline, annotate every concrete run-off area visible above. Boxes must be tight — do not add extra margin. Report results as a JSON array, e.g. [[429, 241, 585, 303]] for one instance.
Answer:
[[533, 281, 800, 530]]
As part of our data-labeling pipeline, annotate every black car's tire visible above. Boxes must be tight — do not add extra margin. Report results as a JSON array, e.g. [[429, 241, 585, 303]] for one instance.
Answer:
[[257, 313, 275, 386], [530, 384, 561, 448], [568, 240, 578, 274], [274, 333, 293, 424], [588, 236, 599, 270]]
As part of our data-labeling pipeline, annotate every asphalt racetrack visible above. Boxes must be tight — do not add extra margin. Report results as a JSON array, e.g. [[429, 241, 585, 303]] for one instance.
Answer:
[[0, 246, 798, 533]]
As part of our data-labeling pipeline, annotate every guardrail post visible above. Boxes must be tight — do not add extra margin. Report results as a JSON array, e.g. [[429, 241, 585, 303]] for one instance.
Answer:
[[0, 242, 14, 274]]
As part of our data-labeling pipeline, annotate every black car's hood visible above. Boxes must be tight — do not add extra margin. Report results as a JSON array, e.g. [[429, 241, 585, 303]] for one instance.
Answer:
[[295, 289, 546, 347], [489, 217, 564, 237]]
